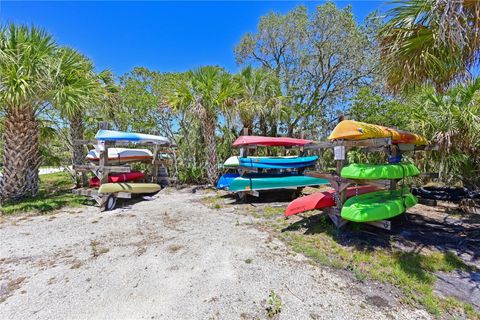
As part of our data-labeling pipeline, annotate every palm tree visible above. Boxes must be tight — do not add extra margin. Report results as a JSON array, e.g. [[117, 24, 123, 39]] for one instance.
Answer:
[[380, 0, 480, 93], [51, 47, 101, 187], [411, 79, 480, 188], [234, 66, 283, 134], [0, 24, 57, 202], [167, 66, 240, 185]]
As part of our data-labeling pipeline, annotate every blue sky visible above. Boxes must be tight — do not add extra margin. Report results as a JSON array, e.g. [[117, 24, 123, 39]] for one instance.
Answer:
[[1, 1, 386, 75]]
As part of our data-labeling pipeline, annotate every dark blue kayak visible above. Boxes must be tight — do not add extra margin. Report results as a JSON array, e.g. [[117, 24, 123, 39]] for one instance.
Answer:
[[216, 173, 241, 189], [239, 156, 318, 169]]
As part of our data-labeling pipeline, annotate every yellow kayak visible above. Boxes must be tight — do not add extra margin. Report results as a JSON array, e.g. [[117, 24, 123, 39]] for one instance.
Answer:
[[329, 120, 428, 145], [98, 183, 161, 194]]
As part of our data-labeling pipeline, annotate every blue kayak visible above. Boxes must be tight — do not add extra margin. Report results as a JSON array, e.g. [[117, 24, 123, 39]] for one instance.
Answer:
[[216, 173, 240, 189], [95, 130, 171, 145], [239, 156, 318, 169]]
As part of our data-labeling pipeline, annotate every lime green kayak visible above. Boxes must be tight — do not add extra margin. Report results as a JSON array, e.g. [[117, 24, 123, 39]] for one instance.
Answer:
[[341, 163, 420, 180], [98, 183, 161, 194], [228, 173, 328, 192], [341, 189, 418, 222]]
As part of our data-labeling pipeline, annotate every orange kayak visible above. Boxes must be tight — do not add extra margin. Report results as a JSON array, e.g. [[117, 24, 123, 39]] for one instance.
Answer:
[[328, 120, 428, 145]]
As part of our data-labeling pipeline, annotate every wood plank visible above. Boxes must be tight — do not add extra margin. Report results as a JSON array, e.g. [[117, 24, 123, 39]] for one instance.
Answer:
[[365, 220, 391, 230], [305, 138, 393, 150], [72, 188, 99, 196]]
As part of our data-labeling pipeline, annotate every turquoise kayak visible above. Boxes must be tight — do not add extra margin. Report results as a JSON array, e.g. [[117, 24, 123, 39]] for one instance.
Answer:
[[239, 156, 318, 169], [228, 173, 328, 192]]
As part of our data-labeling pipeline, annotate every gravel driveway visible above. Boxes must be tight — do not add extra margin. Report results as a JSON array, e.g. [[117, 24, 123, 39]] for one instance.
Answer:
[[0, 188, 430, 319]]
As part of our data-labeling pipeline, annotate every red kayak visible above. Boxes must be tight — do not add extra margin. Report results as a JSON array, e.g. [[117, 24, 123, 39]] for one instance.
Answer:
[[89, 171, 145, 188], [233, 135, 313, 147], [285, 185, 378, 217]]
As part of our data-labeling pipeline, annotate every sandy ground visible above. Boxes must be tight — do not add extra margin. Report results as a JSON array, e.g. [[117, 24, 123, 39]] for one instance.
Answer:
[[0, 188, 431, 320]]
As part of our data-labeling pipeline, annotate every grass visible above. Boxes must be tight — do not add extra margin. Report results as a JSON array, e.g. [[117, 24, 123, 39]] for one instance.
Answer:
[[0, 172, 92, 215], [270, 215, 479, 319]]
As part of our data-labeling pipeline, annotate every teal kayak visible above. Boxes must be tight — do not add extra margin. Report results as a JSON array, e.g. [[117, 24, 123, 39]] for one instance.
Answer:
[[341, 163, 420, 180], [228, 173, 328, 192], [341, 188, 418, 222], [239, 156, 318, 169]]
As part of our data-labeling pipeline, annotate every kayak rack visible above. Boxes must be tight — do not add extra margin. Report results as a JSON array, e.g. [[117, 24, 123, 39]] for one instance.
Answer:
[[304, 137, 436, 230], [72, 122, 176, 211]]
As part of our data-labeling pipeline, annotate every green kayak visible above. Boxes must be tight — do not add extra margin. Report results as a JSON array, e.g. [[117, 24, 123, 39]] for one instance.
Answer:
[[228, 173, 328, 192], [341, 163, 420, 180], [341, 188, 418, 222]]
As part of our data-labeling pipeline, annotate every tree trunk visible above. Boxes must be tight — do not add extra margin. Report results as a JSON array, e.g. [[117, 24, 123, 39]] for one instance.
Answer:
[[200, 111, 218, 186], [0, 107, 41, 203], [69, 114, 86, 187]]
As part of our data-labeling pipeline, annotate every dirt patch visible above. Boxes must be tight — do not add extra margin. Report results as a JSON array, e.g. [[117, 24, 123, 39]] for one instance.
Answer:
[[0, 276, 26, 303]]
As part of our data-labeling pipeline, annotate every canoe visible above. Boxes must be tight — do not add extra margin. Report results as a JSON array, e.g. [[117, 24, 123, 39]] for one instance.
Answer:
[[224, 156, 240, 167], [285, 185, 378, 217], [341, 163, 420, 180], [341, 189, 418, 222], [329, 120, 428, 145], [233, 135, 312, 147], [239, 156, 318, 169], [86, 148, 153, 163], [89, 171, 145, 187], [95, 129, 171, 145], [98, 183, 161, 194], [216, 173, 240, 189], [228, 173, 328, 192]]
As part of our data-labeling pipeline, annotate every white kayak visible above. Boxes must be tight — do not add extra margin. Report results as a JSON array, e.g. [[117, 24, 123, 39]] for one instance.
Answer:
[[95, 130, 171, 145], [86, 148, 153, 163]]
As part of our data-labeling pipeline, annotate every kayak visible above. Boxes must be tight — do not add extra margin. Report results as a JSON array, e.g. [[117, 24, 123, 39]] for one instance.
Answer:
[[98, 183, 161, 194], [95, 130, 171, 145], [239, 156, 318, 169], [341, 163, 420, 180], [89, 171, 145, 188], [233, 135, 313, 147], [86, 148, 153, 163], [216, 173, 240, 189], [228, 173, 328, 192], [341, 188, 418, 222], [329, 120, 428, 145], [285, 185, 378, 217], [224, 156, 240, 167]]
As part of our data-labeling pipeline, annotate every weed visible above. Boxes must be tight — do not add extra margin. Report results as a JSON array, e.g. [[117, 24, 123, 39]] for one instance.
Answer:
[[244, 258, 253, 264], [266, 290, 282, 318]]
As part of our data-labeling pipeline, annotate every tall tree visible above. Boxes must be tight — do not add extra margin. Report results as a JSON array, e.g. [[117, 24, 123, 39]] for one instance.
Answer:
[[380, 0, 480, 92], [235, 3, 379, 136], [0, 24, 56, 202], [234, 66, 283, 134], [167, 66, 239, 185], [51, 47, 100, 187]]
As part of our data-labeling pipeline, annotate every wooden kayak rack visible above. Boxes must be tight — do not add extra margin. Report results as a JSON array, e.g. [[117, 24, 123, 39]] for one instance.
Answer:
[[304, 137, 437, 230], [72, 122, 175, 211]]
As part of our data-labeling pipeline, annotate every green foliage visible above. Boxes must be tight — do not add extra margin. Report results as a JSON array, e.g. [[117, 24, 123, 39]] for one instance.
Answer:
[[0, 172, 91, 214], [380, 0, 480, 92], [235, 2, 380, 136]]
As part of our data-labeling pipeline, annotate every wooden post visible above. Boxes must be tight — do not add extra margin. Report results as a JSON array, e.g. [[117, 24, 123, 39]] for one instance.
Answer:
[[98, 122, 109, 185], [241, 127, 249, 157]]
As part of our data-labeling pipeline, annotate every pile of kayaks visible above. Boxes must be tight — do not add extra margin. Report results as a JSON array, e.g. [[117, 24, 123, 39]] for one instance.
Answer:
[[285, 120, 427, 224], [217, 136, 328, 196], [86, 129, 170, 196]]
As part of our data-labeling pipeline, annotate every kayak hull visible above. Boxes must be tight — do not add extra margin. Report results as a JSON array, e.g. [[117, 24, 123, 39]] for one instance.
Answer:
[[98, 183, 161, 194], [233, 135, 312, 147], [90, 171, 145, 188], [228, 174, 328, 192], [239, 156, 318, 169], [285, 185, 378, 217], [95, 130, 170, 145], [341, 189, 418, 222], [216, 173, 240, 189], [87, 148, 153, 164], [341, 163, 420, 180], [329, 120, 428, 145]]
